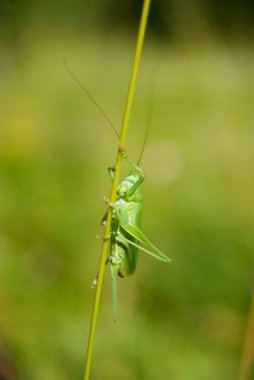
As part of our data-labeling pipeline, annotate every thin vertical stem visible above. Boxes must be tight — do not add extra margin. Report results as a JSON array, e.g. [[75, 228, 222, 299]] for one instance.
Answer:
[[239, 284, 254, 380], [83, 1, 151, 380]]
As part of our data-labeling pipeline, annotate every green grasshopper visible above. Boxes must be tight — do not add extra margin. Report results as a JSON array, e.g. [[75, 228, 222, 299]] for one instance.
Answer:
[[64, 62, 170, 320], [102, 149, 170, 321]]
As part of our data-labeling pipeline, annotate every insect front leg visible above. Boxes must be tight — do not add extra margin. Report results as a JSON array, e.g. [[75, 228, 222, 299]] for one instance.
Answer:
[[119, 152, 145, 197], [101, 175, 117, 225], [126, 174, 144, 198], [120, 148, 144, 175], [108, 165, 116, 182]]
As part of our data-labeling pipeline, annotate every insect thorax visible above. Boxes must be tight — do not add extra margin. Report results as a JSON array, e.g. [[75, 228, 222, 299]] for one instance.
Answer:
[[116, 173, 142, 201]]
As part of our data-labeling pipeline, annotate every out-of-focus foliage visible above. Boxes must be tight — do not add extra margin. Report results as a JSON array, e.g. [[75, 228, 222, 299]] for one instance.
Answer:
[[0, 1, 254, 380], [1, 0, 254, 44]]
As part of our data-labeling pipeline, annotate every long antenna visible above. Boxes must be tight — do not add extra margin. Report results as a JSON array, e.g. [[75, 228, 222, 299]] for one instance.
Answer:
[[83, 1, 152, 379], [137, 122, 150, 166], [137, 79, 155, 166], [64, 59, 120, 140]]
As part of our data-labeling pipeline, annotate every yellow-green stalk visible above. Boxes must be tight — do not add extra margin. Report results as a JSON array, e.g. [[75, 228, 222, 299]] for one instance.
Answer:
[[83, 1, 152, 379]]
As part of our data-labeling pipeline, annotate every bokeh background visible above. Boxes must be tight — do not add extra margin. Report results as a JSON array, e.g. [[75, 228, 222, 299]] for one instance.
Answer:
[[1, 1, 254, 379]]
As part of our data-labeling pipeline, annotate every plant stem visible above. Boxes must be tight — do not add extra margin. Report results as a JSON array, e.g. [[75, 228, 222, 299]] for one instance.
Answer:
[[239, 284, 254, 380], [82, 1, 151, 380]]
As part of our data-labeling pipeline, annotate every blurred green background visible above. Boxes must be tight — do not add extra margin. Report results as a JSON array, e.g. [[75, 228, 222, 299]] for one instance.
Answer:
[[1, 1, 254, 379]]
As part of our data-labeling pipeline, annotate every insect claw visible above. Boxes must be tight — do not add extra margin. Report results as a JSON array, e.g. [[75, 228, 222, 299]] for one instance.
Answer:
[[109, 165, 116, 172], [91, 276, 98, 288], [96, 234, 111, 241], [103, 196, 114, 207], [118, 270, 125, 278], [95, 234, 111, 241], [119, 145, 127, 158]]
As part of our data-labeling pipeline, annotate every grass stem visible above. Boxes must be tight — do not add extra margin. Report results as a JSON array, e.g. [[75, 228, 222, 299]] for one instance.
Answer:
[[82, 1, 151, 379], [239, 284, 254, 380]]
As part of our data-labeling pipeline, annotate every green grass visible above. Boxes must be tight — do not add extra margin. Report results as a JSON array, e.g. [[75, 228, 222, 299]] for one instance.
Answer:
[[0, 35, 254, 379]]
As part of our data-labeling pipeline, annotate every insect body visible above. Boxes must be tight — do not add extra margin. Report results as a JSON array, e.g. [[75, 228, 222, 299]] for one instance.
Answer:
[[64, 63, 170, 320], [104, 151, 170, 321]]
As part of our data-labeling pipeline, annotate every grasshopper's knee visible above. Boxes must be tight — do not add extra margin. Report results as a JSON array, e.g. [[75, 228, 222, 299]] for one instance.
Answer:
[[135, 166, 144, 177]]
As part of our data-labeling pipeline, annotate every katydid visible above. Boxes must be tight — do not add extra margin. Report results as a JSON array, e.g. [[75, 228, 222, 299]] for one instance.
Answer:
[[102, 149, 170, 321], [64, 62, 170, 321]]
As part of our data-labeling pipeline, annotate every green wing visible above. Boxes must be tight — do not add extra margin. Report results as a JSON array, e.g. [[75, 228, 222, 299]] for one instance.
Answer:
[[120, 222, 170, 263], [117, 234, 166, 262]]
